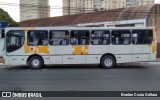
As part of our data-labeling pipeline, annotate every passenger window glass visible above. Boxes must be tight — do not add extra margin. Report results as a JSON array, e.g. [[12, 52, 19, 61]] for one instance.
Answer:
[[70, 30, 90, 45], [6, 30, 25, 53], [112, 30, 131, 45], [49, 30, 69, 46], [132, 30, 153, 45], [91, 30, 110, 45], [28, 30, 48, 46]]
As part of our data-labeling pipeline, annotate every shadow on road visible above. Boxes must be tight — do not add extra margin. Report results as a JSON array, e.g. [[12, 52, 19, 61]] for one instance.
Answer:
[[3, 64, 147, 70]]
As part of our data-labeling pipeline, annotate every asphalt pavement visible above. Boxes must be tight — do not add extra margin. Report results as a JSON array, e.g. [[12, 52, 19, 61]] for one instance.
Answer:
[[0, 58, 160, 99], [0, 64, 160, 91]]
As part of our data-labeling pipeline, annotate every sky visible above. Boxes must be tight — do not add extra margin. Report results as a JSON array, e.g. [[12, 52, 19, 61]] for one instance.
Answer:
[[0, 0, 62, 22], [0, 0, 160, 22]]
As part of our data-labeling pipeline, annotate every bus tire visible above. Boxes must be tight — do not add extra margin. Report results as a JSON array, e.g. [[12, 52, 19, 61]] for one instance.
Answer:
[[101, 55, 116, 69], [28, 56, 44, 69]]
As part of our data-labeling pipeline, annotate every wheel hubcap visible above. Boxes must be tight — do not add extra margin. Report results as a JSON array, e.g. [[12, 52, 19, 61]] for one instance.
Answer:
[[104, 58, 113, 67], [31, 59, 40, 68]]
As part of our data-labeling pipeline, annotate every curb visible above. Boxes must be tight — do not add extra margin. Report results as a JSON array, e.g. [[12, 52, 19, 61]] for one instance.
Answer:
[[148, 62, 160, 65], [137, 62, 160, 65]]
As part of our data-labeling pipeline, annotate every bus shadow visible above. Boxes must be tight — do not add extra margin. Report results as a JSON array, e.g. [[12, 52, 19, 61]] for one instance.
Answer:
[[4, 64, 147, 70], [116, 64, 147, 69], [45, 65, 101, 69], [4, 65, 29, 70]]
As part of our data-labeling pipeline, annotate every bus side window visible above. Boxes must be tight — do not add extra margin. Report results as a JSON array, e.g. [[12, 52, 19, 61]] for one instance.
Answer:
[[91, 30, 110, 45], [112, 30, 131, 45], [70, 30, 90, 45], [49, 30, 69, 46], [132, 30, 153, 45], [28, 30, 48, 46]]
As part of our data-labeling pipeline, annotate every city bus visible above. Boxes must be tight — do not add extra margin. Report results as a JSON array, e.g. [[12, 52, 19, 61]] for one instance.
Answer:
[[1, 27, 157, 69]]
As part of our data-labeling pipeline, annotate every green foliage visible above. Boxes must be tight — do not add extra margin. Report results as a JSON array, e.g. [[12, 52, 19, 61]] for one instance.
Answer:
[[0, 8, 19, 27]]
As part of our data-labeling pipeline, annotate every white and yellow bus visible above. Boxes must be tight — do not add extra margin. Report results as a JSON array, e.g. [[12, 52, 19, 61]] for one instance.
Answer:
[[2, 27, 157, 69]]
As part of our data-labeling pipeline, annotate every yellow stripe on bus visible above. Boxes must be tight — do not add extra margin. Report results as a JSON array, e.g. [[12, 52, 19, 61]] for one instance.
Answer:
[[72, 45, 88, 55], [24, 43, 49, 54]]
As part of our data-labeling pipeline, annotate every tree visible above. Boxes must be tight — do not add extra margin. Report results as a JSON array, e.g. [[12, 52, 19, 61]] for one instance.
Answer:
[[0, 8, 19, 27]]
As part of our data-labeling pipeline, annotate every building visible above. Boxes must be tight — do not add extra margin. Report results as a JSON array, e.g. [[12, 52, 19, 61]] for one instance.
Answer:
[[20, 0, 50, 21], [93, 0, 126, 11], [63, 0, 93, 15], [63, 0, 154, 15], [94, 0, 155, 11], [20, 4, 160, 57]]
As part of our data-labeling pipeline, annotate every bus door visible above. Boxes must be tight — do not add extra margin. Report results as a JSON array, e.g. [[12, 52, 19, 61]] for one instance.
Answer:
[[110, 30, 132, 63], [132, 30, 153, 62]]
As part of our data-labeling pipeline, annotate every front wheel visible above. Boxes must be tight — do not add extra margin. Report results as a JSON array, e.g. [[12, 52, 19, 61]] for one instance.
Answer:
[[101, 55, 116, 69], [28, 56, 44, 69]]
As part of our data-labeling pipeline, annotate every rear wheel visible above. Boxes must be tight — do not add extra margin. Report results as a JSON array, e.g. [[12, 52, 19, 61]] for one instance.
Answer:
[[28, 56, 44, 69], [101, 55, 116, 69]]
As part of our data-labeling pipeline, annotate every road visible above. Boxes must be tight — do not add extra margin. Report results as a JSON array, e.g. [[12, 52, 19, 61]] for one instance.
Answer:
[[0, 64, 160, 92], [1, 63, 160, 100]]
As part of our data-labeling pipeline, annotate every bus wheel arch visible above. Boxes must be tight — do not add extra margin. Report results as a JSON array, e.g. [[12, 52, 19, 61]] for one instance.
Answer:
[[27, 54, 44, 69], [100, 53, 116, 69]]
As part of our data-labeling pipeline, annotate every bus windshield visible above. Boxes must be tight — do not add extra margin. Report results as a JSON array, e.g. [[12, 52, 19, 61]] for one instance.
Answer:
[[6, 30, 25, 53]]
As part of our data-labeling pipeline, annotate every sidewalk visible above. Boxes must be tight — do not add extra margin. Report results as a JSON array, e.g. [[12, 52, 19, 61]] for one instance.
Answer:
[[148, 58, 160, 64]]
